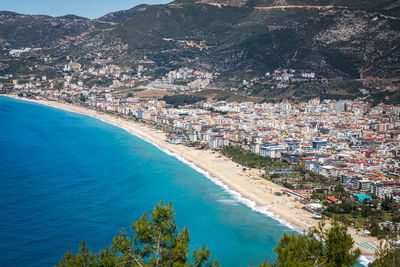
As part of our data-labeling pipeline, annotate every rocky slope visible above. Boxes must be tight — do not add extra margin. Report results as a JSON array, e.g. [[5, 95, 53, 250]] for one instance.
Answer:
[[0, 11, 115, 48], [1, 0, 400, 102]]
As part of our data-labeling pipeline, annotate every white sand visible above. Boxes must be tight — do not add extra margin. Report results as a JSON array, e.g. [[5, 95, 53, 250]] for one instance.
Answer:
[[4, 95, 378, 257]]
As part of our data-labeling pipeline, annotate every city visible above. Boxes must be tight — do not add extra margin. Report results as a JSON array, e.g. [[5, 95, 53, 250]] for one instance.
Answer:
[[4, 58, 400, 243], [2, 1, 400, 265]]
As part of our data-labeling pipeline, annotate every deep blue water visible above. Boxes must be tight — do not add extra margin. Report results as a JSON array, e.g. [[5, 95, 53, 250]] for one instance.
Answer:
[[0, 96, 297, 266]]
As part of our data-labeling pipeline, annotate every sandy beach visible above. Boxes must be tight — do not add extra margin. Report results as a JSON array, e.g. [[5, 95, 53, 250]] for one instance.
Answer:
[[3, 95, 378, 259]]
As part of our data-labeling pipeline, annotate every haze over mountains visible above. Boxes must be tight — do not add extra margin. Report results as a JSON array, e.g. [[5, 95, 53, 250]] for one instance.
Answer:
[[1, 0, 400, 102]]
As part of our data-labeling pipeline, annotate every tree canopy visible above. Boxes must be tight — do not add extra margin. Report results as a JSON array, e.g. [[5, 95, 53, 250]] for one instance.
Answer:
[[59, 201, 219, 267], [59, 203, 380, 267], [221, 146, 289, 170], [162, 95, 206, 107], [261, 220, 361, 267], [371, 247, 400, 267]]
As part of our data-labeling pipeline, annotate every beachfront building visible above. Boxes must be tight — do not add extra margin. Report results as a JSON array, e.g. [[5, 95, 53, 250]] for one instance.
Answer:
[[189, 131, 199, 142], [169, 133, 187, 144], [260, 144, 287, 159], [18, 77, 400, 200], [208, 135, 229, 149]]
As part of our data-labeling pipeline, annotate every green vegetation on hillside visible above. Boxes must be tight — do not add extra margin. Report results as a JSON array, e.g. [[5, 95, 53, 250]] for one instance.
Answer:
[[247, 0, 398, 11], [1, 0, 399, 103], [115, 4, 253, 49], [323, 51, 360, 78]]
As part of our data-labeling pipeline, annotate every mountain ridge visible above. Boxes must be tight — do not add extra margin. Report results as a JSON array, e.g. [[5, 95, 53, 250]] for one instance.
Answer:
[[1, 1, 399, 103]]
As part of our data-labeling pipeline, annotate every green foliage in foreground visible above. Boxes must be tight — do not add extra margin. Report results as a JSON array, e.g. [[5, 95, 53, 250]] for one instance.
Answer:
[[221, 146, 289, 170], [59, 201, 219, 267], [371, 247, 400, 267], [59, 202, 398, 267], [261, 220, 361, 267]]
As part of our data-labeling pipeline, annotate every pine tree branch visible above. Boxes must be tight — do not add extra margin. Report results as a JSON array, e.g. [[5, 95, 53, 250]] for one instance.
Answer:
[[155, 231, 162, 266]]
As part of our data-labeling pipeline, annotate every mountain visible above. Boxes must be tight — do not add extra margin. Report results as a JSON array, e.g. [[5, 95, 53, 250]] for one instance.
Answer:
[[1, 0, 400, 103], [107, 0, 400, 78], [97, 4, 149, 24], [0, 11, 114, 48]]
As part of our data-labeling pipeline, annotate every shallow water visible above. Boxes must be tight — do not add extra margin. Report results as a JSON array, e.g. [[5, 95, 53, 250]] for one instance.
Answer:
[[0, 97, 299, 266]]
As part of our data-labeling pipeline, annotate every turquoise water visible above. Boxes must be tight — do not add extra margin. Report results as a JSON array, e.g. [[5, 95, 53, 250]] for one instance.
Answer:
[[0, 96, 296, 266], [0, 96, 369, 266]]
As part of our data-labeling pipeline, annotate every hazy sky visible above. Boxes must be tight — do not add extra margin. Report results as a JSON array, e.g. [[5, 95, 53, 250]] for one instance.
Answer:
[[1, 0, 171, 19]]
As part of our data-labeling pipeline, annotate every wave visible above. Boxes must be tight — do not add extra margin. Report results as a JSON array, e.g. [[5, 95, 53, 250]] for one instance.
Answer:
[[116, 126, 305, 233], [152, 134, 375, 265], [217, 198, 239, 206], [36, 102, 305, 233], [359, 255, 375, 266], [8, 97, 376, 265], [62, 114, 379, 264]]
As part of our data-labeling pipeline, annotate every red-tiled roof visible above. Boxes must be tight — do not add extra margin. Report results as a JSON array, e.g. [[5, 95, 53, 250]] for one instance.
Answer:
[[327, 196, 339, 202]]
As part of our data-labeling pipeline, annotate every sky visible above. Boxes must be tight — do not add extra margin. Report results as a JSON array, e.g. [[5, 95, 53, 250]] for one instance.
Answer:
[[1, 0, 171, 19]]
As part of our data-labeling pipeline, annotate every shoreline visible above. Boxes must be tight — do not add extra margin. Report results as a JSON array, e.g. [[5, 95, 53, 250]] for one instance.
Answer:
[[2, 95, 377, 261]]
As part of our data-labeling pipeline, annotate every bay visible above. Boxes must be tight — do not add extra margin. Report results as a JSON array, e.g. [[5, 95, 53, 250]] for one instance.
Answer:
[[0, 96, 347, 266]]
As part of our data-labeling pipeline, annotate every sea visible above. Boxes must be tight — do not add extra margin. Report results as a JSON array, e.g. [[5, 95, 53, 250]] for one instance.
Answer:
[[0, 96, 369, 266]]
